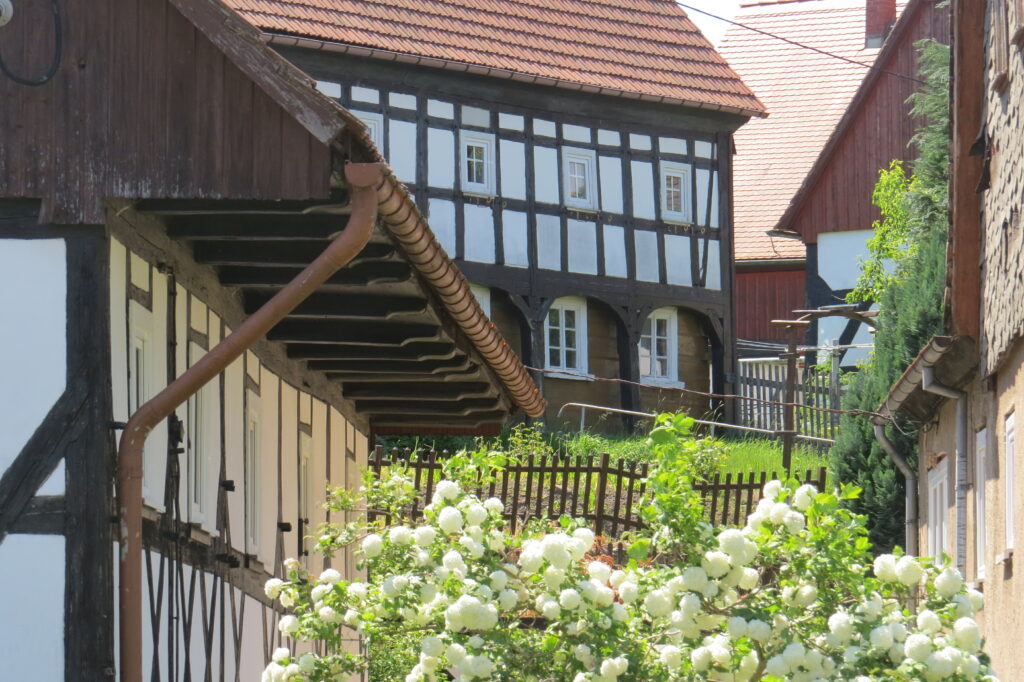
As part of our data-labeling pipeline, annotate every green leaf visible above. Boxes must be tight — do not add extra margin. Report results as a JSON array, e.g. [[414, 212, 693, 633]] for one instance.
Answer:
[[627, 538, 651, 561]]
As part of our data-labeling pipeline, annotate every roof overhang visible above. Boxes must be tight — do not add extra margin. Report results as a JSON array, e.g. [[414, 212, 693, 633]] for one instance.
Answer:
[[873, 336, 977, 425]]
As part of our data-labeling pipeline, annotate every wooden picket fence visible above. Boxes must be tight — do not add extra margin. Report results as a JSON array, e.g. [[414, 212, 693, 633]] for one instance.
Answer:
[[368, 446, 828, 538], [736, 358, 842, 446]]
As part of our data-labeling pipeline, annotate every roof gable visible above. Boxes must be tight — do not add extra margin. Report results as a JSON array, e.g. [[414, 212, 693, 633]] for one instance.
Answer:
[[225, 0, 765, 116], [720, 0, 882, 261]]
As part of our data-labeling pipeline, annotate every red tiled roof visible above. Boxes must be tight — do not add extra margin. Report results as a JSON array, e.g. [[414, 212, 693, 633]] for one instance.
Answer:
[[225, 0, 765, 116], [720, 0, 883, 261]]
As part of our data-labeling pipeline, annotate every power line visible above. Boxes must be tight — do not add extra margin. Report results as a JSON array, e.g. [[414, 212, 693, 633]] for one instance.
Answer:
[[680, 2, 926, 86]]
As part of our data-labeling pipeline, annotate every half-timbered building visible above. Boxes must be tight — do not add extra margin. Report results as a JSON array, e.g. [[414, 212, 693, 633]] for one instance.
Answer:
[[0, 0, 542, 679], [226, 0, 766, 428]]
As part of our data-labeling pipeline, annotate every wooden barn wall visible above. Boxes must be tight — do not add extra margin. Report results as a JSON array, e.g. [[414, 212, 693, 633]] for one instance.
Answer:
[[0, 0, 331, 225], [785, 2, 950, 244], [735, 268, 806, 342]]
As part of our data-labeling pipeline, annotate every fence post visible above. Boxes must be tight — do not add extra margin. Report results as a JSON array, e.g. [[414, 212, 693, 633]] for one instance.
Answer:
[[594, 453, 610, 538]]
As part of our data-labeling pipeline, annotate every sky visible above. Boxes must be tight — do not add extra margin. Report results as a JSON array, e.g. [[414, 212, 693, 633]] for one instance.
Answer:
[[676, 0, 742, 45]]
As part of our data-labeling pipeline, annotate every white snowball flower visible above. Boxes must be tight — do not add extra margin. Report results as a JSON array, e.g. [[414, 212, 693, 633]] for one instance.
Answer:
[[783, 510, 806, 533], [727, 616, 748, 639], [465, 503, 487, 526], [917, 609, 942, 634], [609, 569, 627, 589], [498, 588, 518, 611], [747, 619, 772, 642], [432, 480, 460, 503], [438, 507, 464, 534], [763, 480, 783, 500], [895, 555, 924, 586], [264, 578, 285, 600], [764, 655, 789, 677], [310, 584, 331, 602], [967, 587, 984, 612], [483, 497, 504, 514], [544, 566, 566, 590], [318, 568, 342, 584], [793, 483, 816, 511], [769, 502, 791, 524], [318, 605, 342, 624], [443, 550, 467, 573], [781, 642, 805, 668], [272, 647, 290, 664], [488, 569, 508, 592], [412, 525, 437, 547], [873, 554, 898, 582], [829, 612, 854, 642], [702, 551, 731, 578], [388, 526, 413, 545], [953, 617, 981, 652], [279, 588, 296, 608], [934, 567, 964, 598], [794, 583, 818, 607], [588, 560, 612, 584], [519, 544, 544, 574], [420, 635, 444, 658], [660, 644, 682, 668], [560, 588, 582, 610], [278, 615, 300, 635], [870, 625, 894, 650], [362, 534, 383, 558], [573, 527, 595, 550], [541, 600, 561, 620], [739, 567, 760, 590], [347, 582, 368, 600], [611, 602, 628, 622], [541, 534, 572, 568], [644, 589, 674, 618], [619, 581, 639, 603], [681, 565, 709, 592], [600, 656, 628, 679], [298, 653, 316, 674]]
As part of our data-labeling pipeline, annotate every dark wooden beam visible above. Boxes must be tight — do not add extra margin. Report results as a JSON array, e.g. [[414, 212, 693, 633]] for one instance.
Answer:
[[356, 398, 501, 415], [342, 381, 494, 400], [325, 369, 480, 382], [268, 320, 439, 344], [9, 495, 65, 535], [166, 213, 350, 239], [244, 291, 427, 318], [215, 261, 411, 287], [136, 196, 349, 215], [192, 240, 394, 266], [307, 358, 470, 373], [287, 342, 458, 361]]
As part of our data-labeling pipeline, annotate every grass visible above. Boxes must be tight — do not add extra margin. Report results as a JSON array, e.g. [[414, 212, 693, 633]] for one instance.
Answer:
[[716, 438, 826, 476]]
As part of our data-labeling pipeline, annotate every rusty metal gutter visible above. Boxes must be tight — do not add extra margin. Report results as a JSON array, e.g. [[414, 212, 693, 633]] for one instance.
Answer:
[[116, 163, 382, 682]]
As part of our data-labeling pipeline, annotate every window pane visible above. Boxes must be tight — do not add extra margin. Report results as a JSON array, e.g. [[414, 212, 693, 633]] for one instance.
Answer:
[[548, 327, 560, 348], [656, 358, 668, 376], [656, 318, 668, 338], [549, 348, 560, 366], [564, 309, 576, 330], [666, 174, 683, 213], [548, 308, 560, 327], [656, 338, 667, 358], [569, 160, 588, 199], [565, 350, 577, 368], [565, 329, 576, 349], [466, 144, 486, 184]]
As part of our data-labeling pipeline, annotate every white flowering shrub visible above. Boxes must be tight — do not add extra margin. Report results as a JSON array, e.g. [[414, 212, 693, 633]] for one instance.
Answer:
[[263, 416, 997, 681]]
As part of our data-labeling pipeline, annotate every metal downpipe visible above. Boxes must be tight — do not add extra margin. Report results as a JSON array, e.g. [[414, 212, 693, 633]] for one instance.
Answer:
[[873, 422, 919, 556], [921, 365, 968, 573], [115, 163, 383, 682]]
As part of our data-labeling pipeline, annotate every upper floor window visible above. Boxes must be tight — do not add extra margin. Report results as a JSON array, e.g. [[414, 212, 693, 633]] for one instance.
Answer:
[[928, 456, 949, 560], [245, 399, 260, 554], [186, 370, 214, 526], [353, 111, 384, 148], [563, 148, 597, 210], [299, 431, 313, 562], [460, 130, 495, 195], [1005, 411, 1016, 551], [545, 297, 588, 374], [976, 427, 988, 580], [660, 161, 693, 224], [639, 308, 679, 385]]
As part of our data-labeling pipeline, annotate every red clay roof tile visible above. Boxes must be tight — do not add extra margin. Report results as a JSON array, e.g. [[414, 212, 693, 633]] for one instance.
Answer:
[[226, 0, 765, 116], [720, 0, 888, 261]]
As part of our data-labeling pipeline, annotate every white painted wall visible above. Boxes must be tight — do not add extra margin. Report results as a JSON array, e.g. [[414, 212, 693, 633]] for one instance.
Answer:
[[567, 220, 598, 275], [631, 161, 656, 220], [0, 239, 66, 490], [258, 369, 279, 568], [464, 205, 496, 264], [427, 199, 457, 256], [427, 128, 455, 189], [0, 534, 64, 680], [502, 210, 529, 268], [703, 239, 722, 291], [536, 214, 562, 271], [817, 229, 874, 291], [499, 140, 526, 200], [534, 147, 560, 205], [603, 225, 627, 278], [665, 234, 693, 287], [599, 156, 623, 215], [388, 119, 417, 183], [634, 230, 660, 283]]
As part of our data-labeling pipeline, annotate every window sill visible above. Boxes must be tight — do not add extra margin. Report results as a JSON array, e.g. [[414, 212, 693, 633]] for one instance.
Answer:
[[640, 378, 686, 390], [461, 188, 495, 199], [544, 368, 594, 381], [566, 204, 598, 214]]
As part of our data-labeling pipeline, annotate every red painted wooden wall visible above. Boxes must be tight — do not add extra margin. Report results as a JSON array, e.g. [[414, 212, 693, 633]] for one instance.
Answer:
[[735, 268, 806, 342]]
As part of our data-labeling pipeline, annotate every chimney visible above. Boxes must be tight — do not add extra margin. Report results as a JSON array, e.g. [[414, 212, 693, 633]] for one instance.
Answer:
[[865, 0, 896, 48]]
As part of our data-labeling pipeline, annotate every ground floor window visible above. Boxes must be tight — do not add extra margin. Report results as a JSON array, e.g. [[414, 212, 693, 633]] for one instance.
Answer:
[[639, 307, 679, 384], [545, 297, 588, 374]]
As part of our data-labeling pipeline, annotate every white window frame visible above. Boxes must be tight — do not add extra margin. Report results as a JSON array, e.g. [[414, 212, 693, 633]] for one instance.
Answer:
[[660, 161, 693, 224], [639, 307, 682, 387], [1006, 411, 1016, 552], [460, 130, 495, 196], [299, 431, 313, 563], [544, 297, 588, 376], [186, 342, 216, 527], [928, 456, 949, 560], [976, 427, 988, 580], [128, 301, 159, 506], [562, 147, 597, 210], [353, 110, 384, 149], [244, 397, 261, 554]]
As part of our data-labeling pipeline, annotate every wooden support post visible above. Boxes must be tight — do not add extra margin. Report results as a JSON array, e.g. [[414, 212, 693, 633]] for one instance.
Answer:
[[771, 318, 811, 475]]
